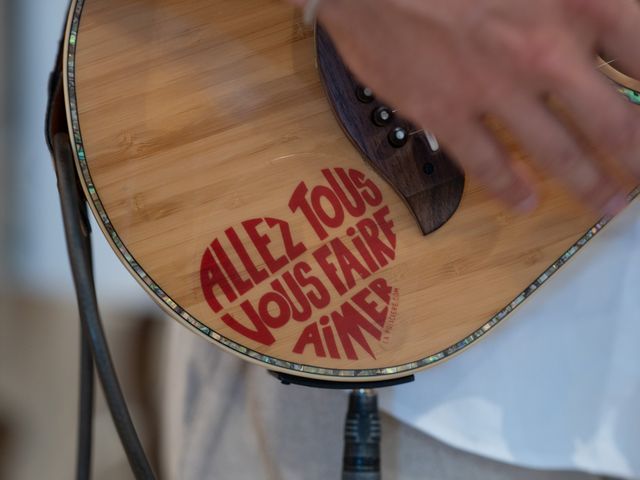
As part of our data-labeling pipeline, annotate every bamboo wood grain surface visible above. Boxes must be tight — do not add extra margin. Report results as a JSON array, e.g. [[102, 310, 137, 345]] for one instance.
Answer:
[[65, 0, 630, 380]]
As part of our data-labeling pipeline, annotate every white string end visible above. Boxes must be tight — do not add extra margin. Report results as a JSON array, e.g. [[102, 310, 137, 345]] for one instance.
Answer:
[[303, 0, 323, 25]]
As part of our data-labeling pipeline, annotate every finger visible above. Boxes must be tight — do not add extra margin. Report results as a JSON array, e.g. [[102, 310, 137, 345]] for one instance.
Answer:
[[550, 53, 640, 181], [587, 0, 640, 79], [443, 121, 537, 212], [494, 93, 628, 215]]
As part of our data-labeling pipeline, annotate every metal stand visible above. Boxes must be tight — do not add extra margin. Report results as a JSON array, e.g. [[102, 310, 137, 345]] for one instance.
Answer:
[[46, 26, 156, 477], [272, 373, 414, 479], [51, 133, 157, 480]]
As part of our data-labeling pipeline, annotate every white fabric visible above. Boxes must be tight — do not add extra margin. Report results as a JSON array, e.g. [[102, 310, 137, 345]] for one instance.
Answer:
[[162, 323, 601, 480], [379, 199, 640, 479]]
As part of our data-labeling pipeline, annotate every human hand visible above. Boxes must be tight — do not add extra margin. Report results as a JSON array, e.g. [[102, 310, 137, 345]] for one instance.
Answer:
[[296, 0, 640, 214]]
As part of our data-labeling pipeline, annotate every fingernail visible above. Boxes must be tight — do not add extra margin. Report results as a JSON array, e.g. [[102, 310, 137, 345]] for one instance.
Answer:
[[515, 193, 538, 214], [603, 195, 628, 217]]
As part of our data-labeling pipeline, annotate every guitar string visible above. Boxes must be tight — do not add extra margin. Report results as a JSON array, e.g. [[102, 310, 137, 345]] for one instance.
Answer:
[[597, 58, 617, 69]]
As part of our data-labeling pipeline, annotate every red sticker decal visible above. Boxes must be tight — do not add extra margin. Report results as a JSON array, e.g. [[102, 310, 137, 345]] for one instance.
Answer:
[[200, 168, 399, 360]]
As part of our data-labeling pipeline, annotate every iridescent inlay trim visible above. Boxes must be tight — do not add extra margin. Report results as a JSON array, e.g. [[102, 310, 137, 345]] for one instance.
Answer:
[[64, 0, 640, 380], [620, 86, 640, 105]]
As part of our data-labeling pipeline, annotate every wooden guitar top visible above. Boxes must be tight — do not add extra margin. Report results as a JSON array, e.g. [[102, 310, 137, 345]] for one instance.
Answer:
[[64, 0, 638, 381]]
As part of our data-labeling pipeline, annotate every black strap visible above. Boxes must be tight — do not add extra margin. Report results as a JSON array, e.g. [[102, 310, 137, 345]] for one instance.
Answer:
[[45, 16, 67, 155], [51, 131, 156, 480], [46, 20, 156, 479]]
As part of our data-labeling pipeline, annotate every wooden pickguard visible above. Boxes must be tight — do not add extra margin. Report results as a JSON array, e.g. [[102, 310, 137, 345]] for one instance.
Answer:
[[64, 0, 638, 381]]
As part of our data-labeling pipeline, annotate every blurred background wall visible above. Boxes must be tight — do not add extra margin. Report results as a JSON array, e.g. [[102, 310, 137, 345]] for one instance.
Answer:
[[1, 0, 8, 297], [5, 0, 150, 300], [0, 1, 169, 478]]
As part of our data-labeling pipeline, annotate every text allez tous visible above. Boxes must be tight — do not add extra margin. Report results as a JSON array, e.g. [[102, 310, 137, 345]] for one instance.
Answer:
[[200, 168, 397, 360]]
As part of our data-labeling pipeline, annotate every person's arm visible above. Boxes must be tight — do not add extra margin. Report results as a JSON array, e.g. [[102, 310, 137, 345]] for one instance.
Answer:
[[288, 0, 640, 215]]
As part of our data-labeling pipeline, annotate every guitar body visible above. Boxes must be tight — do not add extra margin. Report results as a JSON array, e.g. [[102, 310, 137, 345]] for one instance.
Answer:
[[63, 0, 637, 381]]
